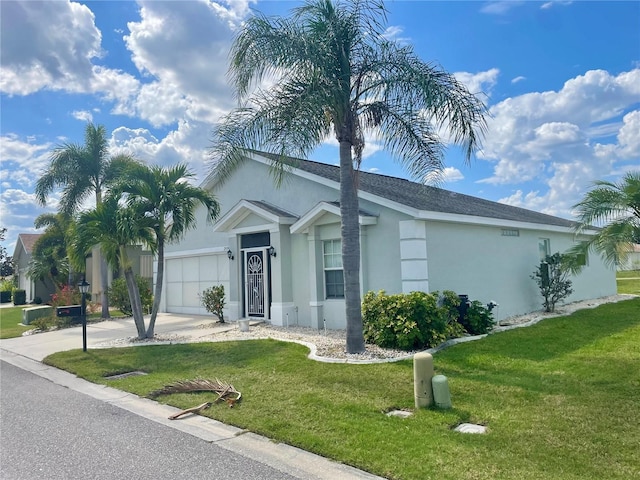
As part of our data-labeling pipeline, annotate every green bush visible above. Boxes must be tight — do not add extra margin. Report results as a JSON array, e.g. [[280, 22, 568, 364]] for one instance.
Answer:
[[531, 252, 574, 312], [0, 290, 11, 303], [362, 290, 449, 351], [107, 276, 153, 316], [461, 300, 494, 335], [12, 289, 26, 305], [199, 285, 225, 322]]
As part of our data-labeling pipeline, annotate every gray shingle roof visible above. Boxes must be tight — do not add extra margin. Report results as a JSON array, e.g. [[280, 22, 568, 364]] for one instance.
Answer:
[[245, 200, 298, 219], [257, 152, 576, 228]]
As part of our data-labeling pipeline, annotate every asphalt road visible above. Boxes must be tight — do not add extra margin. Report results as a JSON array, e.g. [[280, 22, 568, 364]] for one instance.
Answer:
[[0, 360, 297, 480]]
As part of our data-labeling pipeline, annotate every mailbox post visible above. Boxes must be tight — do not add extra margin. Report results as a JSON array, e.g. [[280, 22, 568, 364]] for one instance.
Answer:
[[78, 277, 90, 352]]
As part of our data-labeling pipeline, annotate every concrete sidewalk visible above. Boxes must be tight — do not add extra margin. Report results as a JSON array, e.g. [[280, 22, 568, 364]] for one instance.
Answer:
[[0, 313, 385, 480]]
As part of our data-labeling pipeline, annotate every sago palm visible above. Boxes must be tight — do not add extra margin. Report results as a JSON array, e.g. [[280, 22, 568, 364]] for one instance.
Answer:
[[211, 0, 486, 353], [35, 123, 140, 318], [116, 163, 220, 338], [572, 171, 640, 267]]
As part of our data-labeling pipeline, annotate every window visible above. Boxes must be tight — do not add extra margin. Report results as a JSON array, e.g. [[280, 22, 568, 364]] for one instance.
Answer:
[[539, 238, 550, 260], [323, 239, 344, 299]]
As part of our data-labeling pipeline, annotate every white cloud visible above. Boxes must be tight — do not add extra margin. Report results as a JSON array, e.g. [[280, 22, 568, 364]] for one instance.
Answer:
[[0, 1, 101, 95], [511, 76, 526, 84], [122, 0, 245, 126], [479, 68, 640, 218], [72, 110, 93, 122], [0, 134, 52, 188], [480, 1, 525, 15], [540, 1, 573, 10], [455, 68, 500, 97], [617, 110, 640, 159], [383, 25, 410, 45]]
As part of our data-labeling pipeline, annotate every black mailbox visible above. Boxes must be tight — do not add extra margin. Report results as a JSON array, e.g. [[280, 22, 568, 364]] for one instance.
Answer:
[[56, 305, 82, 317]]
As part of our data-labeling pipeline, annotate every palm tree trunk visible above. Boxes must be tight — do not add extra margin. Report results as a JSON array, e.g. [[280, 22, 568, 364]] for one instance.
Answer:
[[146, 239, 164, 338], [123, 265, 146, 339], [99, 251, 111, 319], [339, 140, 365, 354]]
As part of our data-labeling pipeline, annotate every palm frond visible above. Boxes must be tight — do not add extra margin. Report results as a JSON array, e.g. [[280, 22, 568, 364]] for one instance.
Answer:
[[148, 378, 242, 406]]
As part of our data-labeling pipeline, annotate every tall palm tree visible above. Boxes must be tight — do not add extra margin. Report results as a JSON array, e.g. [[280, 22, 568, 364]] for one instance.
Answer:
[[35, 123, 140, 318], [211, 0, 486, 353], [116, 163, 220, 338], [571, 171, 640, 267], [74, 196, 155, 339]]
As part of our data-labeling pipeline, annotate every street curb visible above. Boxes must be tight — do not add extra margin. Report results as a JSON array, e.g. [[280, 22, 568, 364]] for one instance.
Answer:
[[0, 348, 385, 480]]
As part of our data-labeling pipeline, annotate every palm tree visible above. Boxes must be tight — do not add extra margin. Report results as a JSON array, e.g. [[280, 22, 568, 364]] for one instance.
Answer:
[[28, 213, 74, 287], [571, 171, 640, 267], [35, 123, 140, 318], [74, 196, 155, 339], [211, 0, 486, 353], [116, 163, 220, 338]]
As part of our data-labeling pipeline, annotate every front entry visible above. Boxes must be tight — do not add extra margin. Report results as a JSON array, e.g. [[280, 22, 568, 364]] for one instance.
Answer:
[[244, 248, 270, 318]]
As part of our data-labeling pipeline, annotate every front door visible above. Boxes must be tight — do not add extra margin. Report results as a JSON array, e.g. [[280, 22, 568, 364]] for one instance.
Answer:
[[244, 248, 269, 318]]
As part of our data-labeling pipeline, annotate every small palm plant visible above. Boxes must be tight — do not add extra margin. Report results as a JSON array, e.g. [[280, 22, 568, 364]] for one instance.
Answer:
[[200, 285, 225, 323]]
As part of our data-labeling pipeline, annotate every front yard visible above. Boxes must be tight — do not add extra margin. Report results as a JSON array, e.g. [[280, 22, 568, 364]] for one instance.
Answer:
[[43, 298, 640, 480]]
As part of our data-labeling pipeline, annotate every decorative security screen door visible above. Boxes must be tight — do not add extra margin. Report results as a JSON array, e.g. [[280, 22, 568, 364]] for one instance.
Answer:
[[244, 249, 268, 317]]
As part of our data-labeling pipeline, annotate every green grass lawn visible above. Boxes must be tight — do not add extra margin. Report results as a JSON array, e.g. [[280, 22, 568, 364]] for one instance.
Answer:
[[44, 298, 640, 480], [0, 306, 31, 339], [617, 269, 640, 294], [0, 306, 127, 339]]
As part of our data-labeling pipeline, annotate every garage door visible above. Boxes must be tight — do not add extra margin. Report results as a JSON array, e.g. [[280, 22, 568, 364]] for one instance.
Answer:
[[165, 253, 229, 315]]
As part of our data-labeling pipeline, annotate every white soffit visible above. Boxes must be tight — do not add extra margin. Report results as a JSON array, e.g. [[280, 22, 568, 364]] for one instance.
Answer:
[[290, 201, 378, 234]]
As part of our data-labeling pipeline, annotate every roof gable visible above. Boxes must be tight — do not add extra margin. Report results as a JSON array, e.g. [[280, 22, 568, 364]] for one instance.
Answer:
[[213, 199, 298, 233], [13, 233, 42, 259]]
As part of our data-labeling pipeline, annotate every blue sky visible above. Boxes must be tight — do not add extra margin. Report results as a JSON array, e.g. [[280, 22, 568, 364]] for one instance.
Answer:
[[1, 0, 639, 254]]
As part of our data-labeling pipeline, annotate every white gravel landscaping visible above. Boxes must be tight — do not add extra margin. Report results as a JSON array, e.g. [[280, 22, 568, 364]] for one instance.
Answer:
[[93, 294, 636, 363]]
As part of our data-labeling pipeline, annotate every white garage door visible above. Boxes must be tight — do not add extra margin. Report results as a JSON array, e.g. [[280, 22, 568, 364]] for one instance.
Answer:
[[165, 253, 229, 315]]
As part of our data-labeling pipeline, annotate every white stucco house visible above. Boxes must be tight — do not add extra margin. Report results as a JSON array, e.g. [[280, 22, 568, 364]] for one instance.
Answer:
[[160, 151, 616, 327]]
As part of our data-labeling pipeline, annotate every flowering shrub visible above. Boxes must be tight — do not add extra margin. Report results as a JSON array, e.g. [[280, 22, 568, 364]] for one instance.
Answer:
[[50, 285, 81, 307]]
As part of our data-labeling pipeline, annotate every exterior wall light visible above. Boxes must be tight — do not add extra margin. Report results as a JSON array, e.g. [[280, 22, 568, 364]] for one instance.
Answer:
[[227, 249, 234, 260], [268, 246, 276, 257]]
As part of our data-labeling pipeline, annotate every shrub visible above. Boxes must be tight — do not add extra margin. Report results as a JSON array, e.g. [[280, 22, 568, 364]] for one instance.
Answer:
[[30, 314, 76, 331], [531, 252, 573, 312], [0, 290, 11, 303], [12, 289, 26, 305], [50, 285, 81, 307], [199, 285, 226, 323], [33, 296, 42, 304], [1, 278, 14, 295], [107, 276, 153, 316], [362, 290, 449, 351], [461, 300, 494, 335]]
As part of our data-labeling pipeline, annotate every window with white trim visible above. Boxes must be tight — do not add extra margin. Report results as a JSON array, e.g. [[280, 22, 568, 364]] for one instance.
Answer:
[[323, 239, 344, 299]]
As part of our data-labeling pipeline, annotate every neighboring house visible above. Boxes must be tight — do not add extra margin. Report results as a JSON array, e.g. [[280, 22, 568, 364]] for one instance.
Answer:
[[13, 233, 56, 303], [160, 151, 617, 327], [13, 235, 154, 304], [618, 244, 640, 271]]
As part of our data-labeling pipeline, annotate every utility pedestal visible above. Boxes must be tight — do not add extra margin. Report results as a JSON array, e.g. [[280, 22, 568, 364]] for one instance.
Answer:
[[413, 352, 435, 408]]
